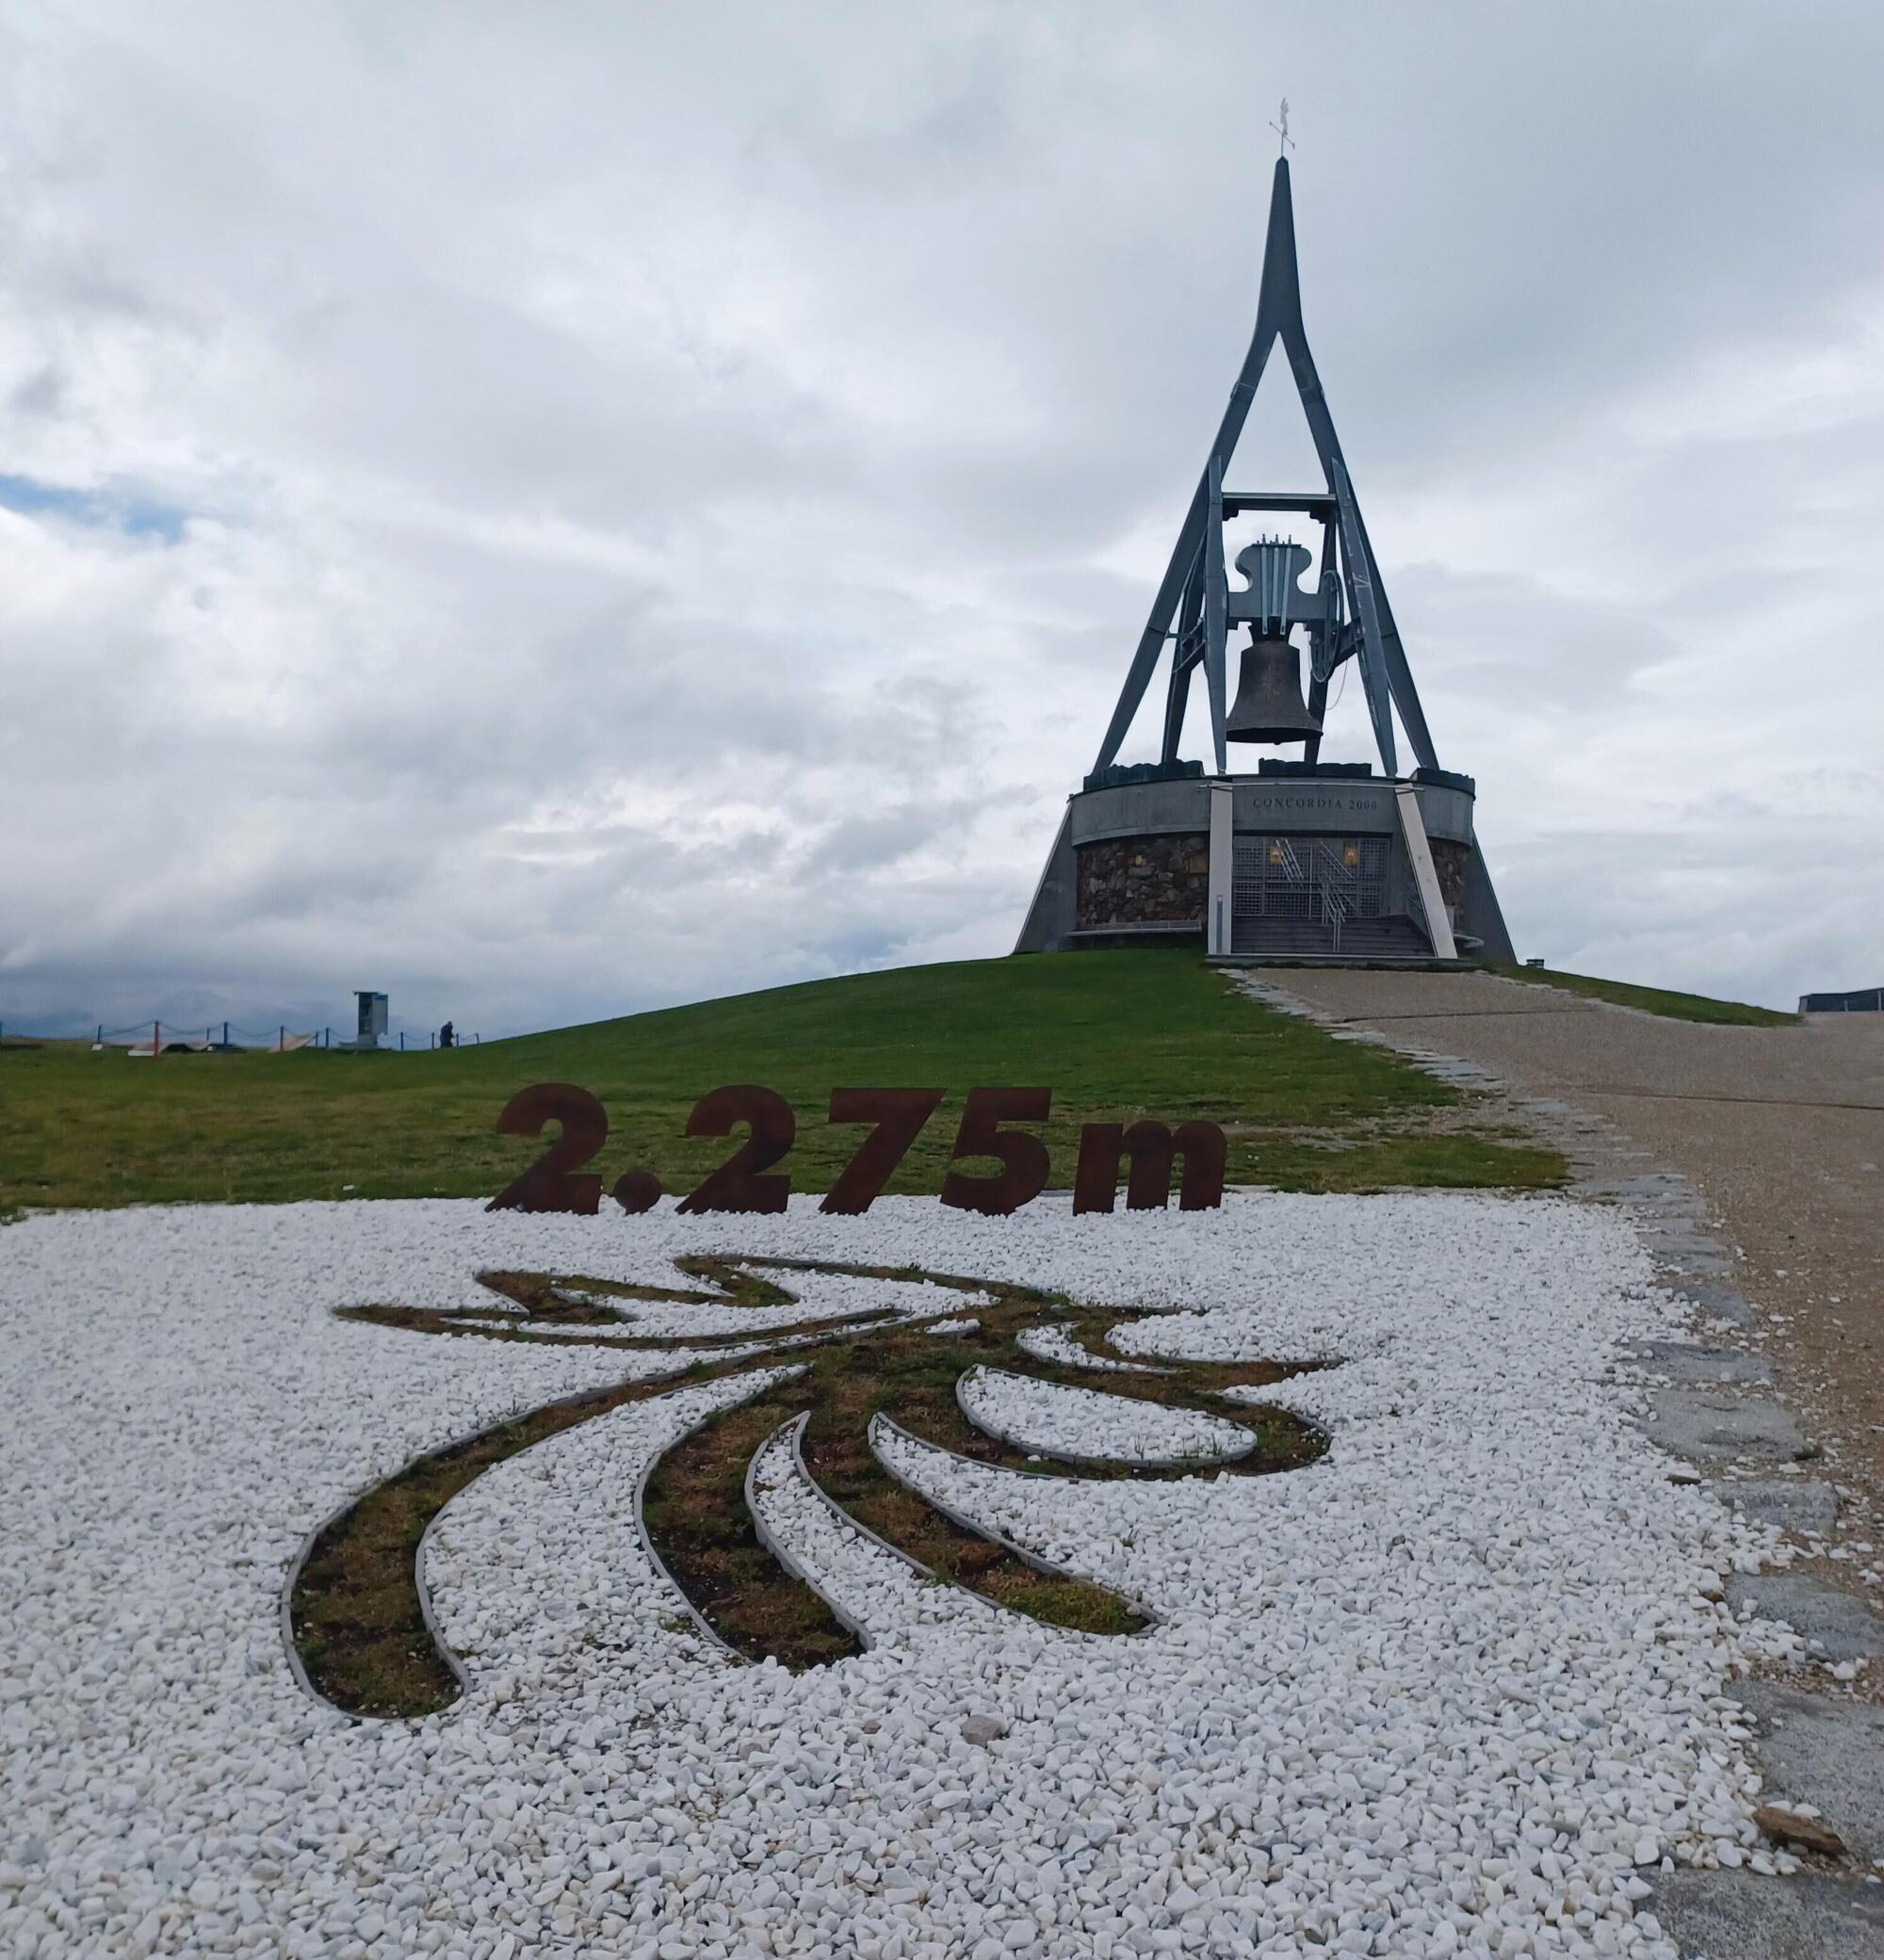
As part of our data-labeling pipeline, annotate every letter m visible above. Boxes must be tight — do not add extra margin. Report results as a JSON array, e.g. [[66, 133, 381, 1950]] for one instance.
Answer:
[[1072, 1120, 1226, 1214]]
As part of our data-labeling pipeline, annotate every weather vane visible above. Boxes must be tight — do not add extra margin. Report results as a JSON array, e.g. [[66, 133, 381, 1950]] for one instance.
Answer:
[[1270, 97, 1294, 156]]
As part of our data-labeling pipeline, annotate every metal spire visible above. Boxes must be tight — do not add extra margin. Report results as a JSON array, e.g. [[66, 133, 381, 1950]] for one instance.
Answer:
[[1088, 155, 1439, 782]]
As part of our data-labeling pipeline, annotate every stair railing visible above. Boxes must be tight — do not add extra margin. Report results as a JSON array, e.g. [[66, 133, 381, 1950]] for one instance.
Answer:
[[1320, 883, 1347, 954]]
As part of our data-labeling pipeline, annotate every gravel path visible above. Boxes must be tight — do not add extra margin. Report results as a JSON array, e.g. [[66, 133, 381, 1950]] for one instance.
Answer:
[[0, 1193, 1807, 1957], [1246, 968, 1884, 1559]]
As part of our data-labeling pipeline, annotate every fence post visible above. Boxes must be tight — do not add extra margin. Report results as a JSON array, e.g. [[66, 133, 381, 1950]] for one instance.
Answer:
[[399, 1031, 406, 1052], [96, 1024, 103, 1045], [154, 1019, 160, 1058], [223, 1021, 230, 1048], [278, 1026, 284, 1052]]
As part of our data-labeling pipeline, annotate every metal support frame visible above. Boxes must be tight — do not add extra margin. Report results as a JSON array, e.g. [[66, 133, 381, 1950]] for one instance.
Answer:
[[1302, 522, 1339, 766], [1091, 158, 1440, 782]]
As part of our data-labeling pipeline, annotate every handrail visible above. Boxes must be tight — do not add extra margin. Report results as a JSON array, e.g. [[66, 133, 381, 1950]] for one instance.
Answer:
[[1320, 882, 1347, 953]]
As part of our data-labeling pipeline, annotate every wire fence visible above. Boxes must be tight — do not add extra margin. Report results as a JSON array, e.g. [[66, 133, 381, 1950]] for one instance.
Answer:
[[0, 1018, 480, 1053]]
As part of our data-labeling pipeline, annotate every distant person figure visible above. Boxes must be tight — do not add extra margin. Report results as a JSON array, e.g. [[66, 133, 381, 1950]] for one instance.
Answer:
[[440, 1021, 455, 1050]]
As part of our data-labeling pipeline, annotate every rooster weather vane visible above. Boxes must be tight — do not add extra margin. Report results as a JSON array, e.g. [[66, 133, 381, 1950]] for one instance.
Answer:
[[288, 1257, 1330, 1717]]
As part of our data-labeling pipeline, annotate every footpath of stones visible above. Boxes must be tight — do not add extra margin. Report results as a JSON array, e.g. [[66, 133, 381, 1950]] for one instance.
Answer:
[[1237, 972, 1884, 1956], [0, 1191, 1823, 1959]]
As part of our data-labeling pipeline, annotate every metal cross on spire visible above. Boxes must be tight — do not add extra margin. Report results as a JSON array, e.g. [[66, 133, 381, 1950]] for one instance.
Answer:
[[1270, 98, 1294, 156]]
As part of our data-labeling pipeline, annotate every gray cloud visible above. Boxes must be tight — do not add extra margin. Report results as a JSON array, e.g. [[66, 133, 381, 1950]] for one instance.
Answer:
[[2, 0, 1881, 1041]]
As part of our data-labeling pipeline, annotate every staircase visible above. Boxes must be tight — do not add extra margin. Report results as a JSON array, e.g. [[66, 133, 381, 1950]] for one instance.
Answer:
[[1228, 913, 1435, 962]]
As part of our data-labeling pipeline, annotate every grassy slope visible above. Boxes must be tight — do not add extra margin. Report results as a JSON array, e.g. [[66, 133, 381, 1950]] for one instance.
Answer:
[[0, 952, 1562, 1211], [1488, 964, 1797, 1028]]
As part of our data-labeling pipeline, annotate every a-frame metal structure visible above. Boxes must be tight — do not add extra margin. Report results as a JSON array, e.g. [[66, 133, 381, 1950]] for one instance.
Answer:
[[1092, 156, 1439, 782]]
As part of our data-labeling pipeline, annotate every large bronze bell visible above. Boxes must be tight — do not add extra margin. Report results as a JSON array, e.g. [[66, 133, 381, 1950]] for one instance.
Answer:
[[1225, 629, 1323, 744]]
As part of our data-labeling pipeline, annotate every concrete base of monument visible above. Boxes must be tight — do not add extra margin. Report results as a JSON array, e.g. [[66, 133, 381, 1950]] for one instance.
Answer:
[[1207, 951, 1473, 971], [1015, 762, 1516, 964]]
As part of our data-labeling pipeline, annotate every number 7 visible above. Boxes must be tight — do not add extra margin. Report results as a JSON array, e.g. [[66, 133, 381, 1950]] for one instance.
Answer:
[[820, 1089, 946, 1214]]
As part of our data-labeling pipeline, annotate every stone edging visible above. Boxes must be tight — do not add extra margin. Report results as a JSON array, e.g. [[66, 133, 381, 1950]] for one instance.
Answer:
[[868, 1412, 1164, 1638]]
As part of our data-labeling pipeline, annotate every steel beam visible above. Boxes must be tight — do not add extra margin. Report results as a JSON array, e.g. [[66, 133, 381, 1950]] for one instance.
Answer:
[[1204, 454, 1227, 771], [1221, 491, 1337, 515], [1090, 161, 1302, 775], [1093, 156, 1442, 780], [1329, 458, 1398, 777], [1160, 549, 1205, 764]]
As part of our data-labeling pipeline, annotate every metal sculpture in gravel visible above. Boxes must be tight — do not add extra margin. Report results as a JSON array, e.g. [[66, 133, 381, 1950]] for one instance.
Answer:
[[289, 1256, 1327, 1717]]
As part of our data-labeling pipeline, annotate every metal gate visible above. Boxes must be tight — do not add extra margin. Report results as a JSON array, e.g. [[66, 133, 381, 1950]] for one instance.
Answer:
[[1231, 834, 1389, 940]]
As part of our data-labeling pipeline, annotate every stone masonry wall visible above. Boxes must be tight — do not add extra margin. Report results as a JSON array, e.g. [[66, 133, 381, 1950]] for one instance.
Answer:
[[1076, 834, 1210, 929]]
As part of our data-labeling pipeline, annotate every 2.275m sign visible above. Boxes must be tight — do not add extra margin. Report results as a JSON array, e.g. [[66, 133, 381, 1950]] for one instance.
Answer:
[[488, 1084, 1226, 1219]]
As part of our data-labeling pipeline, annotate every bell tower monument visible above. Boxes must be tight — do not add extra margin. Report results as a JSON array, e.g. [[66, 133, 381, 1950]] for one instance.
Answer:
[[1016, 150, 1514, 964]]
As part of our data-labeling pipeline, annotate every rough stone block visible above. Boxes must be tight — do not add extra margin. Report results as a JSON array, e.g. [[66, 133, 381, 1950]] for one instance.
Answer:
[[1654, 1869, 1884, 1960], [1716, 1479, 1840, 1535], [1641, 1390, 1806, 1463], [1630, 1340, 1773, 1386], [1728, 1575, 1884, 1662], [1733, 1682, 1884, 1863]]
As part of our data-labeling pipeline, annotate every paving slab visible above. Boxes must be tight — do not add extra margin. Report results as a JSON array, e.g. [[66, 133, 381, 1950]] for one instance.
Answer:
[[1631, 1340, 1774, 1386], [1730, 1680, 1884, 1864], [1653, 1868, 1884, 1959], [1728, 1574, 1884, 1661], [1716, 1479, 1842, 1535], [1643, 1389, 1808, 1462], [1667, 1282, 1761, 1328]]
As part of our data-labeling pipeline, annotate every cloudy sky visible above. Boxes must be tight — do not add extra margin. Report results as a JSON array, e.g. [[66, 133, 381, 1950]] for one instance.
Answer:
[[3, 2, 1881, 1038]]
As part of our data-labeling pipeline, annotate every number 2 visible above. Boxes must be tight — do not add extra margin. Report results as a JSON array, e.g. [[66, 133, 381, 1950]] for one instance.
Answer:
[[486, 1083, 608, 1214], [676, 1086, 795, 1214]]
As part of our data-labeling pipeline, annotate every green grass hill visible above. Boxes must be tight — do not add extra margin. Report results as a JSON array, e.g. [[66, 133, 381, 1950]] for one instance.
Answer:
[[0, 952, 1566, 1213]]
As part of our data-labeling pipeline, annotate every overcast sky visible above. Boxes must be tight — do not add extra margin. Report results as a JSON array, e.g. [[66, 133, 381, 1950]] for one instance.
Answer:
[[3, 2, 1881, 1038]]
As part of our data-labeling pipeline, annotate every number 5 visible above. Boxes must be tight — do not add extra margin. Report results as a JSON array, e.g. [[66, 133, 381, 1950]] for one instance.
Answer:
[[939, 1087, 1052, 1216]]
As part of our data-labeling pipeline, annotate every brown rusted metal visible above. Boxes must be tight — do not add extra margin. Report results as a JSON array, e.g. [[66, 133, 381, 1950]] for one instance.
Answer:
[[1073, 1118, 1226, 1214], [675, 1084, 795, 1214], [820, 1088, 946, 1214], [938, 1087, 1052, 1215], [611, 1168, 664, 1214], [486, 1083, 608, 1214]]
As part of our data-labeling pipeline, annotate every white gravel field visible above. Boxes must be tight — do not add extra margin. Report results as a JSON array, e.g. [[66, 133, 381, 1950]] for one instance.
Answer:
[[0, 1192, 1802, 1958]]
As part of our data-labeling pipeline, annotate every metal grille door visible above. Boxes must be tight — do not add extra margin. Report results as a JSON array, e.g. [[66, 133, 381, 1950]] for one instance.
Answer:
[[1231, 834, 1390, 951]]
